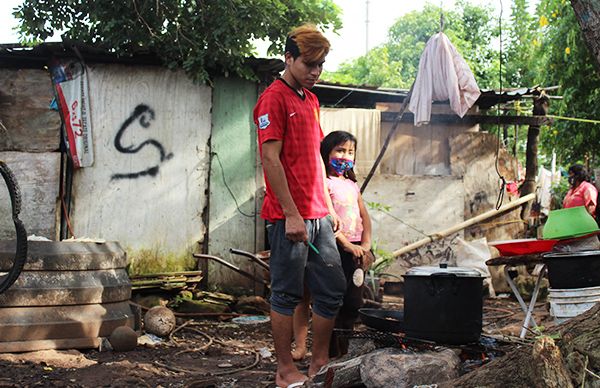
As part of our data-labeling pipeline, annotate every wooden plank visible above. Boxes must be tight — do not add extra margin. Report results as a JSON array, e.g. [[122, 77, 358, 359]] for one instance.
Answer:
[[0, 151, 60, 240], [0, 69, 61, 152], [129, 270, 203, 279]]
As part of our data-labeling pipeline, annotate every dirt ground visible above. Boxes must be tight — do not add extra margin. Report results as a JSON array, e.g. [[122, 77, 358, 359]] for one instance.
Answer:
[[0, 296, 555, 388]]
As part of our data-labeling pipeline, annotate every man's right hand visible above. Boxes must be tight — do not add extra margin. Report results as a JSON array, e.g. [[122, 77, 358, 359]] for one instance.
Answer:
[[285, 214, 308, 242]]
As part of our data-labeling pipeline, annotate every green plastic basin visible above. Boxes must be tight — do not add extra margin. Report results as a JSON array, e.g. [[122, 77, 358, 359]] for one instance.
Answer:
[[542, 206, 599, 240]]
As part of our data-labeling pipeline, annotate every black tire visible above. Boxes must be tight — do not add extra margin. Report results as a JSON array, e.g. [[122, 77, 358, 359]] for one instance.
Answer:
[[0, 162, 22, 217], [0, 161, 27, 294]]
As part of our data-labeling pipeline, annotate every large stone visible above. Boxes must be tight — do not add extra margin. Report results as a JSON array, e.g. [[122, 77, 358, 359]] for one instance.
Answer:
[[143, 306, 176, 337], [360, 348, 461, 388]]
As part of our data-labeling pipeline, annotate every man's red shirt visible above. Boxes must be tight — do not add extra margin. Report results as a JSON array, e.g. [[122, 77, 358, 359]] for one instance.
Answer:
[[254, 79, 328, 221]]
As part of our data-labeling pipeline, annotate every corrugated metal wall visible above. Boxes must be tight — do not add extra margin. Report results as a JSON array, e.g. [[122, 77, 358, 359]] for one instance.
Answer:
[[208, 76, 262, 289], [70, 64, 212, 275]]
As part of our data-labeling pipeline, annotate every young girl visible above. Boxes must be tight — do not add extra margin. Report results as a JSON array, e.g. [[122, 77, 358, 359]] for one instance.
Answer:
[[292, 130, 373, 360]]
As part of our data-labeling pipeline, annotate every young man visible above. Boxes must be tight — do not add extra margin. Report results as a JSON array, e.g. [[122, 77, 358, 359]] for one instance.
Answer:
[[254, 24, 346, 388]]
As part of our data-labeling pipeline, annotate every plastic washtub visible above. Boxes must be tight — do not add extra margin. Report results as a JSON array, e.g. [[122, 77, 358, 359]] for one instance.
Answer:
[[542, 206, 600, 240], [548, 286, 600, 323], [488, 239, 559, 256]]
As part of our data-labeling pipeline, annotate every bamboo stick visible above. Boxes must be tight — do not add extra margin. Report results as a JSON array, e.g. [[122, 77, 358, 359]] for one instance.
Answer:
[[390, 193, 536, 258]]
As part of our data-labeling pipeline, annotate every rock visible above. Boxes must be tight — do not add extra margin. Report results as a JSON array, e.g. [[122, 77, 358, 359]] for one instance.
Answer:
[[360, 348, 460, 388], [144, 306, 176, 337], [347, 338, 378, 358], [109, 326, 138, 352]]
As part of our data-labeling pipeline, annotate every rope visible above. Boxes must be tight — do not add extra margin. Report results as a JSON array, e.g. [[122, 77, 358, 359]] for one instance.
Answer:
[[494, 0, 506, 210], [546, 114, 600, 125]]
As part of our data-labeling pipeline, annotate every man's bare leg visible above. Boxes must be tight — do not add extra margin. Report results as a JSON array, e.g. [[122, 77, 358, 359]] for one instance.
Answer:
[[271, 310, 308, 387], [292, 290, 310, 361], [308, 312, 336, 377]]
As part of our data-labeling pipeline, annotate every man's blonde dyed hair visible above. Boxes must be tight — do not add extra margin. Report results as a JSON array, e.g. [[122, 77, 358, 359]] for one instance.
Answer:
[[286, 24, 330, 63]]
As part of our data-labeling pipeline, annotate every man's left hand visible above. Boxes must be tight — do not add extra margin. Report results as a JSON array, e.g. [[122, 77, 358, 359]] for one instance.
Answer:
[[329, 212, 341, 233]]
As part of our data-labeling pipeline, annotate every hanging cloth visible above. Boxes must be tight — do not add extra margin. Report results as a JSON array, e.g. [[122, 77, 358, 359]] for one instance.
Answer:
[[408, 32, 481, 126]]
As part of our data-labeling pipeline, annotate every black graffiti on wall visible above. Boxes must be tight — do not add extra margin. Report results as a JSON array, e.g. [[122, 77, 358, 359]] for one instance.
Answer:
[[399, 233, 460, 266], [111, 104, 173, 180]]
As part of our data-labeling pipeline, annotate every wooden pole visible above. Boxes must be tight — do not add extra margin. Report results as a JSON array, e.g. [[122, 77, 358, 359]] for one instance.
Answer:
[[389, 193, 535, 258], [360, 83, 414, 193]]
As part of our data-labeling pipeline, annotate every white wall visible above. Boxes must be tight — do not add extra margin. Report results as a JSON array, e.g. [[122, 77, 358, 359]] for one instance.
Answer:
[[70, 65, 212, 274], [361, 174, 465, 278]]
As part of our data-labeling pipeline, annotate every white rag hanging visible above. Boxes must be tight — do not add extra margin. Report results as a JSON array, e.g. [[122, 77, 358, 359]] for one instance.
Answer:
[[408, 32, 481, 126]]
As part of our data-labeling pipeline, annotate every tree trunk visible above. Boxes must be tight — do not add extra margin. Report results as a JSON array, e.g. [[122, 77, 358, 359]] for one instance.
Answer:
[[520, 91, 549, 219], [441, 303, 600, 387], [571, 0, 600, 73]]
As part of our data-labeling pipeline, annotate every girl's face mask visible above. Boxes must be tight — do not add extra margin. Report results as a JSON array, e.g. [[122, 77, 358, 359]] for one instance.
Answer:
[[329, 158, 354, 176]]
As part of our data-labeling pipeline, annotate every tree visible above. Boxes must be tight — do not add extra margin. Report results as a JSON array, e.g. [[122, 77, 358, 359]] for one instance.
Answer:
[[14, 0, 341, 82], [534, 0, 600, 166], [323, 2, 498, 89], [571, 0, 600, 74], [505, 0, 537, 87]]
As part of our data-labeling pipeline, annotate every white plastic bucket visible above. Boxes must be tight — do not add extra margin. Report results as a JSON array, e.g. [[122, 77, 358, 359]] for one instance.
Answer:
[[548, 286, 600, 323]]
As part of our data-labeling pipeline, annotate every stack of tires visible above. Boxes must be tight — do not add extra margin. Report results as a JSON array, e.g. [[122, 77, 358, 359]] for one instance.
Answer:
[[0, 240, 134, 353]]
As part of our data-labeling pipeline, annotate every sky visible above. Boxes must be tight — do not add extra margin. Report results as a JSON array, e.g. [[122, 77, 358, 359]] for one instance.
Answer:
[[0, 0, 501, 71]]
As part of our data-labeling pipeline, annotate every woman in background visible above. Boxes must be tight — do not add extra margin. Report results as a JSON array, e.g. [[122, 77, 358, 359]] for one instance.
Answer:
[[563, 164, 598, 217]]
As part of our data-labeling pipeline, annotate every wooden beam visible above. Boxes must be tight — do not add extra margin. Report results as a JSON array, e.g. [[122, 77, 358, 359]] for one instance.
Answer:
[[380, 112, 553, 126]]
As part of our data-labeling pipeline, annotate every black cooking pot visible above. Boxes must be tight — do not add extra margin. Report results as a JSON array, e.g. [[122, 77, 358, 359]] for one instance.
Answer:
[[403, 264, 484, 344], [543, 250, 600, 289]]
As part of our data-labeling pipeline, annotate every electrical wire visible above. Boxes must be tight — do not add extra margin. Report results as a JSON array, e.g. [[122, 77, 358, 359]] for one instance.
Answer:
[[375, 207, 431, 237], [211, 152, 255, 218], [332, 89, 355, 108]]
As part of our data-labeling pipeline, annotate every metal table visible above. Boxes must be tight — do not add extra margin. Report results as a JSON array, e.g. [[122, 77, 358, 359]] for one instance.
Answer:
[[486, 254, 546, 338]]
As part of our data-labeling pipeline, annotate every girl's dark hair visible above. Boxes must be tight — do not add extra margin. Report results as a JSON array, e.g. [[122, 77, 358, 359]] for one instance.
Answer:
[[320, 131, 357, 182], [568, 164, 590, 185]]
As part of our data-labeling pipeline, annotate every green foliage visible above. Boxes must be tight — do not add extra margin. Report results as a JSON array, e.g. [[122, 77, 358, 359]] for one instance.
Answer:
[[14, 0, 341, 83], [504, 0, 537, 86], [365, 200, 391, 213], [533, 0, 600, 167], [550, 177, 569, 210], [369, 240, 394, 275], [322, 2, 499, 88], [322, 0, 600, 170]]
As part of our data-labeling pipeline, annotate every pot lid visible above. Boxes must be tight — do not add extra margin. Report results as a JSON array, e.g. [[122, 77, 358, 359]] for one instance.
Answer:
[[404, 264, 483, 277], [543, 250, 600, 259]]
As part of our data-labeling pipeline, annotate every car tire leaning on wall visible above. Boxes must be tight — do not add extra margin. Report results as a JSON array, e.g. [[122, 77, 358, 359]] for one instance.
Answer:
[[0, 161, 27, 295]]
